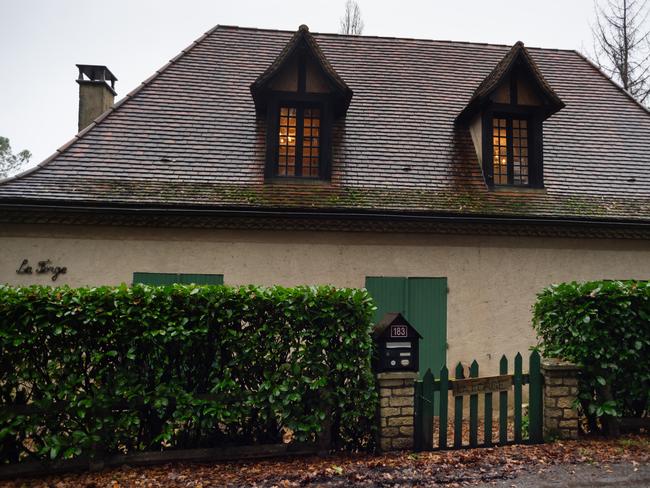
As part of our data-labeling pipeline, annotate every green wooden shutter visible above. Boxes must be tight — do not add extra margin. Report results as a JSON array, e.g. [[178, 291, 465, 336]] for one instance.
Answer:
[[179, 274, 224, 285], [365, 276, 407, 323], [133, 273, 224, 285], [406, 277, 447, 378], [365, 276, 447, 378], [133, 272, 179, 285]]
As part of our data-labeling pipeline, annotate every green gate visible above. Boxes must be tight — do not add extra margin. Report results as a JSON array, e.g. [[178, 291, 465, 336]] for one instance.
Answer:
[[414, 351, 543, 450]]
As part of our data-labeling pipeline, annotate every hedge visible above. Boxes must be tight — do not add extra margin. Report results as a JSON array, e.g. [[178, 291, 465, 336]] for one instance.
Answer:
[[0, 284, 378, 464], [532, 280, 649, 433]]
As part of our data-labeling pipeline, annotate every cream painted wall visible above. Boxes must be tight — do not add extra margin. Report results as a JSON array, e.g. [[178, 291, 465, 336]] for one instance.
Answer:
[[1, 223, 648, 375]]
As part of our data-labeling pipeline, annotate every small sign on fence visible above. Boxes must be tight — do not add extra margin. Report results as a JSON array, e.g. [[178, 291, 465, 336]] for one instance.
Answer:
[[451, 374, 512, 396]]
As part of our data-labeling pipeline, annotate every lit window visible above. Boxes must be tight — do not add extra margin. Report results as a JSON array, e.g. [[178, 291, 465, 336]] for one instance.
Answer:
[[277, 105, 321, 177], [492, 117, 529, 186], [278, 107, 297, 176]]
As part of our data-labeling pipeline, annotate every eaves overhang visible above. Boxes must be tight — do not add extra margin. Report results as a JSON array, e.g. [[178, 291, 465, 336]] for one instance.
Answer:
[[1, 200, 649, 240]]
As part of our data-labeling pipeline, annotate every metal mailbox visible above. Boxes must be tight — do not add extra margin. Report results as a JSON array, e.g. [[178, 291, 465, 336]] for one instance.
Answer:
[[373, 312, 422, 373]]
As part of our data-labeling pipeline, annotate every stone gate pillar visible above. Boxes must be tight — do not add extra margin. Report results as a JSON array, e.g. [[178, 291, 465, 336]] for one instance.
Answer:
[[541, 358, 581, 440], [377, 371, 418, 451]]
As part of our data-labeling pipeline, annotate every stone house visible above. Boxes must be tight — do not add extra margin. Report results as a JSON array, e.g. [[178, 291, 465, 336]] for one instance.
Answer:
[[1, 25, 649, 376]]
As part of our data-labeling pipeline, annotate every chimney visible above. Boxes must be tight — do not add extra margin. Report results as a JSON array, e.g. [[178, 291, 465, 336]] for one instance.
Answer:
[[76, 64, 117, 132]]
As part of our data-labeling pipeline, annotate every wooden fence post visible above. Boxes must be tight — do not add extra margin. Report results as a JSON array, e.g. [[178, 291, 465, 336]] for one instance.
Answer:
[[438, 365, 449, 449], [469, 361, 479, 447], [528, 351, 543, 443], [453, 363, 464, 449], [422, 369, 435, 451], [499, 355, 508, 445]]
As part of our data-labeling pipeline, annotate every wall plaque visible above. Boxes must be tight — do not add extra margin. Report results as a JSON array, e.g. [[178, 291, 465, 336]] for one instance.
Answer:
[[451, 374, 512, 396]]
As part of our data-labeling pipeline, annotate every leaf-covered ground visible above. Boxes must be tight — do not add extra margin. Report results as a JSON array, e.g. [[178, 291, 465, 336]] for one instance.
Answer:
[[1, 435, 648, 487]]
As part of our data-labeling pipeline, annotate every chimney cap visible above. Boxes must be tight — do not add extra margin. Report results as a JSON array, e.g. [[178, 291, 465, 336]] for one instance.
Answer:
[[76, 64, 117, 94]]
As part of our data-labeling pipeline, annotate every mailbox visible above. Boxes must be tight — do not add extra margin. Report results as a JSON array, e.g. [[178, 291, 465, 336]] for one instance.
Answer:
[[373, 312, 422, 373]]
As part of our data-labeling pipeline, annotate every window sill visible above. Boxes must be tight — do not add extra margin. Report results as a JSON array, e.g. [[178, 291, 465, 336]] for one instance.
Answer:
[[266, 177, 331, 186], [490, 185, 547, 195]]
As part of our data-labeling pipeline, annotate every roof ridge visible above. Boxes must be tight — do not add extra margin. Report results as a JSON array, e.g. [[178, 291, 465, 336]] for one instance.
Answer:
[[213, 24, 578, 53], [0, 25, 221, 185]]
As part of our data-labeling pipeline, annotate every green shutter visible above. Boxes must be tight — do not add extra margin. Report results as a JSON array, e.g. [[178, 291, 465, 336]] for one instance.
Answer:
[[179, 274, 224, 285], [406, 277, 447, 378], [365, 276, 407, 323], [133, 272, 179, 285], [365, 276, 447, 378], [133, 273, 224, 285]]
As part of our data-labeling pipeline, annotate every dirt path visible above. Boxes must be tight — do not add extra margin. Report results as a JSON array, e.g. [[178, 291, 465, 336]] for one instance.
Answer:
[[475, 462, 650, 487], [1, 436, 648, 487]]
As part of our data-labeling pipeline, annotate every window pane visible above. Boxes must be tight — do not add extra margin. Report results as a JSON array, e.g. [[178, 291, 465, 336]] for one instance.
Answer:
[[277, 105, 321, 177], [301, 106, 321, 177], [512, 118, 529, 185], [492, 118, 508, 185], [278, 106, 297, 176]]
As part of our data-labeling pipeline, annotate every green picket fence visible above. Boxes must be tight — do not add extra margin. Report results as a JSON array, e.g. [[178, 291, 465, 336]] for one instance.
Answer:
[[414, 351, 543, 451]]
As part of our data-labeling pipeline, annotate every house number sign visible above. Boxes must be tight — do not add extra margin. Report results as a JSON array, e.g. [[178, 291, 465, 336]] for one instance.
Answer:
[[16, 259, 67, 281], [390, 324, 409, 338]]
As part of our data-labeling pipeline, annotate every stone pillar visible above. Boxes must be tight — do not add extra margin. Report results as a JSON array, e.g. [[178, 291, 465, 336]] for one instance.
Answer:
[[377, 371, 417, 451], [541, 358, 580, 440]]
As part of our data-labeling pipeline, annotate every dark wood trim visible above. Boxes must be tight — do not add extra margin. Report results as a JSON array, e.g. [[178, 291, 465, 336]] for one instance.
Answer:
[[320, 103, 333, 180], [491, 103, 545, 116], [485, 103, 545, 189], [509, 71, 518, 105], [297, 52, 306, 94], [506, 117, 514, 185], [481, 109, 493, 185], [296, 105, 305, 175], [264, 98, 279, 179], [531, 115, 544, 188], [265, 91, 333, 103]]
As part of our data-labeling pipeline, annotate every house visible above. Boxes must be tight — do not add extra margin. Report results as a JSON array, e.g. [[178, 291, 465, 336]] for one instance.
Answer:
[[1, 25, 649, 376]]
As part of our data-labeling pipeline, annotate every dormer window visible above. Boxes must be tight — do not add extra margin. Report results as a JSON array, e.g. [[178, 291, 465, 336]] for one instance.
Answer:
[[492, 116, 529, 186], [277, 105, 321, 177], [250, 25, 352, 181], [457, 41, 564, 189]]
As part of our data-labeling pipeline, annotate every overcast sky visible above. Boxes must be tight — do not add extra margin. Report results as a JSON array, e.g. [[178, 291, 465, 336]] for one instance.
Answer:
[[1, 0, 603, 169]]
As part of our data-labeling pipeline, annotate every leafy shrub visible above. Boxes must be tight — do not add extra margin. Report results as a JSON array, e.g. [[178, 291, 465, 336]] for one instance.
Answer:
[[0, 284, 377, 463], [532, 280, 649, 433]]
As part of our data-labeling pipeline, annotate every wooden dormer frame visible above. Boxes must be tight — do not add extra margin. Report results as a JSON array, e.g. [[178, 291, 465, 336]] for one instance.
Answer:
[[250, 25, 352, 181], [458, 42, 565, 189]]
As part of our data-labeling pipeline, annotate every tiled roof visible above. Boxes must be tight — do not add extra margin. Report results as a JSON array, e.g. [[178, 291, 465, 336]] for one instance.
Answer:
[[1, 25, 649, 222]]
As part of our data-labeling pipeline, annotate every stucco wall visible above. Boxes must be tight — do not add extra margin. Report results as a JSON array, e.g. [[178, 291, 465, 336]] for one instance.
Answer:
[[1, 223, 648, 375]]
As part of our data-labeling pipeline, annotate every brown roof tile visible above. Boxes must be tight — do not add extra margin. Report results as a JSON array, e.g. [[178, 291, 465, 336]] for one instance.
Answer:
[[1, 25, 649, 222]]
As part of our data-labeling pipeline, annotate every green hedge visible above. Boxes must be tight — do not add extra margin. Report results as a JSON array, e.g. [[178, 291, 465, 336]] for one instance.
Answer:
[[533, 280, 649, 432], [0, 284, 377, 463]]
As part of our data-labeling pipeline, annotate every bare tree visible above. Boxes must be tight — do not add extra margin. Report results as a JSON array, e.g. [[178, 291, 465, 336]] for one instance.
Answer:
[[339, 0, 364, 35], [591, 0, 650, 105], [0, 137, 31, 179]]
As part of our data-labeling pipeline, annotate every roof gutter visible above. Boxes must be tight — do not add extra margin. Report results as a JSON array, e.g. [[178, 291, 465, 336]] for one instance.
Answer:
[[1, 201, 649, 230]]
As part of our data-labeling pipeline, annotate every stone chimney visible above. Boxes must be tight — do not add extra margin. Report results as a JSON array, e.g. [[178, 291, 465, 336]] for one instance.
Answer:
[[76, 64, 117, 132]]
